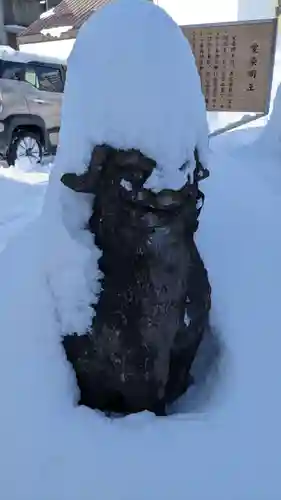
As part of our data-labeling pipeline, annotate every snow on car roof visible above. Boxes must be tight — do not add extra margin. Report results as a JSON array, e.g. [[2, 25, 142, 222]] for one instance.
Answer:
[[0, 45, 67, 66]]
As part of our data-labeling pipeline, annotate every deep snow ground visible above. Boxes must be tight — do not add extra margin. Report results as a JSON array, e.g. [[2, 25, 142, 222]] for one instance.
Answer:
[[0, 161, 51, 252], [0, 130, 280, 500]]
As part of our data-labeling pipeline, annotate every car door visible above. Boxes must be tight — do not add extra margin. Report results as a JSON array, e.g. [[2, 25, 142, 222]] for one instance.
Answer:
[[24, 63, 64, 148]]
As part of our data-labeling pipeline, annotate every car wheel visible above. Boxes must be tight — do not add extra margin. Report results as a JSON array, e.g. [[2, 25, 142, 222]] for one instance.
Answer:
[[7, 131, 43, 167]]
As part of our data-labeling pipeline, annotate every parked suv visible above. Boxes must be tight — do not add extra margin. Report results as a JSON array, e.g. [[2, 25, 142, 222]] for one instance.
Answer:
[[0, 46, 66, 166]]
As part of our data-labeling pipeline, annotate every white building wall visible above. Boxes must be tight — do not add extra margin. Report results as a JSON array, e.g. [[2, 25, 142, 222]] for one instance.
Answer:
[[238, 0, 277, 20], [19, 38, 75, 61], [155, 0, 239, 24], [155, 0, 278, 24]]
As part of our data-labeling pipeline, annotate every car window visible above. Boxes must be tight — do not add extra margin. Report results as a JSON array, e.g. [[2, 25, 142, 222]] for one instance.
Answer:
[[0, 61, 25, 81], [36, 65, 64, 93], [25, 68, 38, 88], [24, 64, 64, 93]]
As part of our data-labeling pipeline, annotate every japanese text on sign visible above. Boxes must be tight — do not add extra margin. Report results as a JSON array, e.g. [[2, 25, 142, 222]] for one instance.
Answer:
[[182, 19, 277, 112]]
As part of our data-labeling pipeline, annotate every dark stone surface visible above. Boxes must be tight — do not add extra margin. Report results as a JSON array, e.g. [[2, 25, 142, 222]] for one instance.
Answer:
[[61, 145, 211, 416]]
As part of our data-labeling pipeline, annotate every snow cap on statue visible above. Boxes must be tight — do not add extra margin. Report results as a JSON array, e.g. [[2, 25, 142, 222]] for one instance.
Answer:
[[56, 0, 209, 191]]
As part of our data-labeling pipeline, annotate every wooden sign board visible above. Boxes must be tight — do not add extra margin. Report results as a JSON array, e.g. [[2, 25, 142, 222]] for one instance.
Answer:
[[182, 19, 277, 112]]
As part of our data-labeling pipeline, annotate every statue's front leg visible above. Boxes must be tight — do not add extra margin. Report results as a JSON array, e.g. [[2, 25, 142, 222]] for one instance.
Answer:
[[166, 239, 211, 405], [165, 323, 196, 405]]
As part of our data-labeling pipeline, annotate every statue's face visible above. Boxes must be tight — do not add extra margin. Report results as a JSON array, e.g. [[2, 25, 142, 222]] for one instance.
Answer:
[[61, 144, 209, 215], [61, 145, 155, 198]]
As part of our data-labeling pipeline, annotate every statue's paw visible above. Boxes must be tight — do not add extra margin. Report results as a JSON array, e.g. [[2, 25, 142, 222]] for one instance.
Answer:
[[60, 144, 111, 193], [188, 373, 195, 387], [61, 173, 82, 191], [61, 170, 99, 194]]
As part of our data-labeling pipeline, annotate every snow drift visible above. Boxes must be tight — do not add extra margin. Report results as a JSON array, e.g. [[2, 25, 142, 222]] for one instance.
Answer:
[[1, 138, 281, 499], [257, 82, 281, 155]]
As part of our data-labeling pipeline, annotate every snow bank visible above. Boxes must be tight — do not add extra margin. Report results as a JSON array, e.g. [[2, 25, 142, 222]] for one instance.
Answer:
[[229, 82, 281, 194], [43, 0, 209, 336], [0, 135, 281, 499], [257, 82, 281, 154], [0, 161, 49, 252]]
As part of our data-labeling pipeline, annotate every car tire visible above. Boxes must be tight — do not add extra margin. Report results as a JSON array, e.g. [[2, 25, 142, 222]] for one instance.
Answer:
[[7, 130, 43, 167]]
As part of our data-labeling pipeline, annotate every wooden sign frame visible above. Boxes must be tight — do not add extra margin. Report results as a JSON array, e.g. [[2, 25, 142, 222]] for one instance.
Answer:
[[181, 18, 278, 114]]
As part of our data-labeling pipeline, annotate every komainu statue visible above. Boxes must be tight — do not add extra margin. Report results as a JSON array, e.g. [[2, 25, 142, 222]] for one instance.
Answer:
[[61, 144, 211, 416]]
